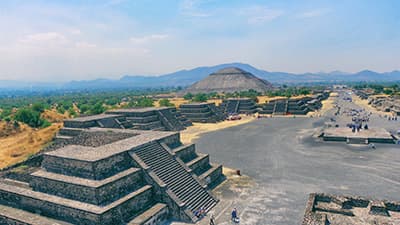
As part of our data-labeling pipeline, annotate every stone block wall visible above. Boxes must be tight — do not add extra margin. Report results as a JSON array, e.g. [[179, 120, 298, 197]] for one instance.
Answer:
[[174, 144, 196, 163], [30, 169, 144, 205], [42, 152, 134, 180]]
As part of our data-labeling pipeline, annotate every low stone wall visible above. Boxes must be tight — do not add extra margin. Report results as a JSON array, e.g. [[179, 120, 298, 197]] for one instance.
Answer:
[[174, 144, 196, 163], [200, 165, 223, 189], [188, 155, 210, 176], [42, 152, 134, 180], [127, 115, 159, 123], [0, 184, 154, 225], [30, 169, 144, 205], [322, 136, 347, 142], [64, 120, 97, 129]]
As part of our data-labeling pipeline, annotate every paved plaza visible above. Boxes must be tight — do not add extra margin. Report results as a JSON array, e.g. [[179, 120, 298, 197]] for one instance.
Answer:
[[191, 92, 400, 224]]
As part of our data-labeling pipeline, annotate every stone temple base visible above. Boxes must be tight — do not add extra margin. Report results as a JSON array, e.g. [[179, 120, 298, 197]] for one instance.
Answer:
[[322, 127, 394, 144], [302, 193, 400, 225]]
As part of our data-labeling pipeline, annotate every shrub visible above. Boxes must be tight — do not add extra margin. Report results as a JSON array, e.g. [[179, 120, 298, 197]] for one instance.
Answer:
[[159, 99, 174, 107], [193, 93, 208, 102]]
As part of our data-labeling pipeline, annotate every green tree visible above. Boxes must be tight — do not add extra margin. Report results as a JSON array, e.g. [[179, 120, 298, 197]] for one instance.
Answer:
[[136, 97, 154, 107], [14, 108, 51, 128], [32, 103, 46, 113], [183, 93, 194, 100], [193, 93, 208, 102], [159, 99, 174, 107], [90, 103, 106, 115]]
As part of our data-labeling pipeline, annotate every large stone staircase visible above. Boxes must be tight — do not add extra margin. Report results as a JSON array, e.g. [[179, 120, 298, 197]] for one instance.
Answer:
[[131, 142, 218, 216], [273, 100, 288, 115]]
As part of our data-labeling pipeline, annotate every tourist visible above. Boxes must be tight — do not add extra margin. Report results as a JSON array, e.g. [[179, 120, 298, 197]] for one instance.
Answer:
[[209, 213, 216, 225], [200, 207, 206, 217], [231, 208, 239, 223], [194, 209, 201, 218]]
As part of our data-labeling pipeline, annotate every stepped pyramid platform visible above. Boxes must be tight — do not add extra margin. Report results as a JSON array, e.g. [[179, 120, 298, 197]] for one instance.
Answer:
[[58, 107, 190, 141], [259, 93, 329, 115], [0, 128, 223, 225], [220, 98, 258, 114], [302, 193, 400, 225], [179, 103, 225, 123]]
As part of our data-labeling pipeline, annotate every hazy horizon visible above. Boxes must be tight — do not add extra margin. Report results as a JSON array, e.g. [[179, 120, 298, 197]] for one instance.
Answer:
[[0, 0, 399, 82]]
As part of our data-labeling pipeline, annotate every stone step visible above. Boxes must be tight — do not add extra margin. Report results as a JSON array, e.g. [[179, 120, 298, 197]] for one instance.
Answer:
[[55, 135, 73, 141], [127, 203, 169, 225], [133, 141, 217, 216], [126, 115, 159, 123], [58, 127, 83, 136]]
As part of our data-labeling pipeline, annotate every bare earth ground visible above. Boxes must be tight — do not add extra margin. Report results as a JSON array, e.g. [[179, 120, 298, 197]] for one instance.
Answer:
[[180, 115, 256, 144], [352, 93, 392, 116]]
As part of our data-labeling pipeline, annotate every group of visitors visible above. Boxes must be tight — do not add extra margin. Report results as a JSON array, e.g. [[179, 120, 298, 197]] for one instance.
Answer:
[[195, 207, 240, 224]]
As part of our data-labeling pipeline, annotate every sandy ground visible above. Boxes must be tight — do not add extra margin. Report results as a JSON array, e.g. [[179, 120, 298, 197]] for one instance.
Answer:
[[0, 122, 62, 169], [180, 115, 256, 144], [351, 94, 392, 116]]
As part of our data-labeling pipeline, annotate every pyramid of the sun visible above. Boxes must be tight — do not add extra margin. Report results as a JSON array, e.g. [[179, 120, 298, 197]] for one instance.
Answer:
[[183, 67, 273, 94]]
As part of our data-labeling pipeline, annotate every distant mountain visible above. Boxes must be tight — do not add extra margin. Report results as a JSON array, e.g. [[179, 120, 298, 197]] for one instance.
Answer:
[[1, 63, 400, 91]]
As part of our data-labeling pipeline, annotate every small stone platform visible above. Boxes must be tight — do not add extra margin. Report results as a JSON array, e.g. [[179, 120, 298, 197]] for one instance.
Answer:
[[322, 127, 394, 144], [302, 193, 400, 225]]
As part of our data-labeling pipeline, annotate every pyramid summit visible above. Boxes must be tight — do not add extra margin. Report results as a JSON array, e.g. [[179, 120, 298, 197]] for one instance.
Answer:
[[183, 67, 273, 94]]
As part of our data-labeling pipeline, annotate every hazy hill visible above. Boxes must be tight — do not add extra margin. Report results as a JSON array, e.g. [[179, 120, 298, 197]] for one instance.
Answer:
[[1, 63, 400, 91]]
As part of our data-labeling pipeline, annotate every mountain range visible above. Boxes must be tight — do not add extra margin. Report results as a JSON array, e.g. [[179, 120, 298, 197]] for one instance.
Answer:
[[1, 63, 400, 91]]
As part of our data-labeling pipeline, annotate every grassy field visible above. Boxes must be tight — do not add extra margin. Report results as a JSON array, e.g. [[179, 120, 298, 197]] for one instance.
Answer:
[[0, 122, 62, 169]]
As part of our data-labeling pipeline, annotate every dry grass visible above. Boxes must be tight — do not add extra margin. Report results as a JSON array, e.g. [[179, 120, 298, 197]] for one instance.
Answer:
[[42, 109, 69, 123], [180, 115, 255, 144], [0, 122, 62, 169], [352, 94, 391, 116]]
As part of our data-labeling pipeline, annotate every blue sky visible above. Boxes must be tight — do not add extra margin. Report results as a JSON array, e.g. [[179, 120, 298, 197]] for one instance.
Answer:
[[0, 0, 399, 81]]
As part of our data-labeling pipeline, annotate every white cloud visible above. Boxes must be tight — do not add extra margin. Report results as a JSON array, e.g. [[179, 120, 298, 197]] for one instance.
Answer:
[[19, 32, 68, 44], [75, 41, 96, 48], [180, 0, 211, 17], [239, 6, 284, 24], [298, 9, 331, 18], [130, 34, 169, 44], [69, 29, 82, 35]]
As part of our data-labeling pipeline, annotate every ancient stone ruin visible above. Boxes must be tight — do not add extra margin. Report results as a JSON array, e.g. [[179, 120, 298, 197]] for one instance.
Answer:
[[58, 107, 191, 141], [182, 67, 273, 94], [219, 98, 258, 114], [302, 193, 400, 225], [179, 103, 225, 123], [259, 93, 329, 115], [0, 128, 223, 225]]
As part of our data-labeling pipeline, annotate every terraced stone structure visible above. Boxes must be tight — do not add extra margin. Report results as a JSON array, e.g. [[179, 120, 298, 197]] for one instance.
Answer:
[[182, 67, 273, 94], [0, 128, 223, 225], [220, 98, 258, 114], [179, 103, 225, 123], [259, 93, 329, 115], [58, 107, 191, 141], [302, 193, 400, 225]]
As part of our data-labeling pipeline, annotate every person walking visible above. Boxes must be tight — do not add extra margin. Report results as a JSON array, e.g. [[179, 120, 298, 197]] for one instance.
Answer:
[[209, 213, 216, 225]]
